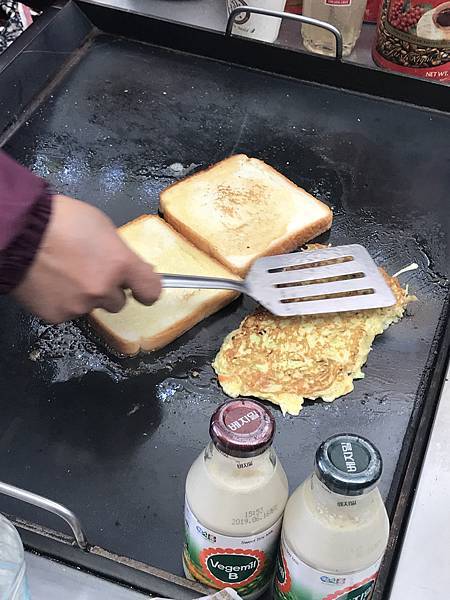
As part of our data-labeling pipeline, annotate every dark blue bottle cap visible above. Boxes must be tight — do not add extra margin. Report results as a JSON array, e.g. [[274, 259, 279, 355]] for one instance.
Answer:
[[315, 434, 382, 496]]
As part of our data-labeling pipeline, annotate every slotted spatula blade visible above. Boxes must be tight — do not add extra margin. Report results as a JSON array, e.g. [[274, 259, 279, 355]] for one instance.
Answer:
[[160, 244, 397, 317], [246, 244, 396, 316]]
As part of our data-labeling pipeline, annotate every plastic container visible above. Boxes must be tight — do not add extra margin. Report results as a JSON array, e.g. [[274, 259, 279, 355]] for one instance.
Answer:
[[226, 1, 287, 43], [183, 400, 288, 599], [274, 434, 389, 600], [0, 514, 29, 599]]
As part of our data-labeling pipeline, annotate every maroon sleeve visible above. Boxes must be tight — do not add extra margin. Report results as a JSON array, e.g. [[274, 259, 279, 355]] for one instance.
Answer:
[[0, 151, 52, 294]]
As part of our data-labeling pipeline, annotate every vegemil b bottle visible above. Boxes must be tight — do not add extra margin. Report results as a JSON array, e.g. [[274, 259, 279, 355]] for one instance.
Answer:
[[274, 434, 389, 600], [183, 400, 288, 599]]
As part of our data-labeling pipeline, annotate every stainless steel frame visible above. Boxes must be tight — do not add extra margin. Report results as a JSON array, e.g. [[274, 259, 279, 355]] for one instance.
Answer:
[[0, 481, 88, 550]]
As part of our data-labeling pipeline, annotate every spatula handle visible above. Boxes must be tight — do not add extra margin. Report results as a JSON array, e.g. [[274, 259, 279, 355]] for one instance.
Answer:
[[161, 273, 244, 294]]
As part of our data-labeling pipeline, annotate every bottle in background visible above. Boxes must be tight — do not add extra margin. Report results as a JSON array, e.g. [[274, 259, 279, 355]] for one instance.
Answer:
[[227, 1, 287, 43], [274, 433, 389, 600], [301, 0, 368, 56], [0, 514, 29, 599], [183, 400, 289, 599]]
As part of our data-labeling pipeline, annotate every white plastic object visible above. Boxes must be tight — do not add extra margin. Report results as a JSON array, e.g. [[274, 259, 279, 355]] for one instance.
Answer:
[[0, 514, 29, 599], [226, 0, 287, 43]]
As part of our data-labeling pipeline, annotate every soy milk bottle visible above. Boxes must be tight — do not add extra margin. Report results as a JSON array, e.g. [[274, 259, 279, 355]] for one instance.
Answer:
[[184, 400, 288, 599], [275, 434, 389, 600]]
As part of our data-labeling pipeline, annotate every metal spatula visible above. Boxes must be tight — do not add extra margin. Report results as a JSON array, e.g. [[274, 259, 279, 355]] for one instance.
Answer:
[[160, 244, 396, 317]]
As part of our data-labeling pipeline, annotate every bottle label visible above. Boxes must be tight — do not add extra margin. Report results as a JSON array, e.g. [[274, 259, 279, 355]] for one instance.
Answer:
[[325, 1, 352, 5], [274, 536, 382, 600], [183, 500, 282, 597]]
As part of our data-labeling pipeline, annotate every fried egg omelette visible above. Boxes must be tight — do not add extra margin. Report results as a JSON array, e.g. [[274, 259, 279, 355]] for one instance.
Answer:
[[213, 270, 414, 415]]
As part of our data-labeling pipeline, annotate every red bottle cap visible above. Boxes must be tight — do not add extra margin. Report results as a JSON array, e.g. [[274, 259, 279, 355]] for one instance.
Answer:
[[209, 400, 275, 458]]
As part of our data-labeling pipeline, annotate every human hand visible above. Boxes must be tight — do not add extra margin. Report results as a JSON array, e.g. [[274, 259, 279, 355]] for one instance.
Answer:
[[14, 195, 161, 323]]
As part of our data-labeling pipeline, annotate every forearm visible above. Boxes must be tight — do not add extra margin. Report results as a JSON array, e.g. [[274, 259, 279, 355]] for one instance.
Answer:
[[0, 151, 52, 293]]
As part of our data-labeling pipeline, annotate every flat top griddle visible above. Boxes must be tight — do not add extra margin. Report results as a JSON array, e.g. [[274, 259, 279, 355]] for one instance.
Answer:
[[0, 2, 449, 598]]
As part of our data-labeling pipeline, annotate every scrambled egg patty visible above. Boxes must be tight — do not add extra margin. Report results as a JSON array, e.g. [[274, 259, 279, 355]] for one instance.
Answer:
[[213, 271, 414, 415]]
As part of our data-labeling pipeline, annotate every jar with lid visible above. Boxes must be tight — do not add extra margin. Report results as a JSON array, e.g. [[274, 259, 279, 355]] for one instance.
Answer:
[[373, 1, 450, 82], [274, 433, 389, 600], [183, 399, 289, 599], [301, 1, 368, 57]]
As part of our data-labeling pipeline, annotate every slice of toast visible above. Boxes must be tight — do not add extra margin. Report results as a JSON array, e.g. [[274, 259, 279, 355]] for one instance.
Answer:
[[160, 154, 333, 277], [89, 215, 240, 355]]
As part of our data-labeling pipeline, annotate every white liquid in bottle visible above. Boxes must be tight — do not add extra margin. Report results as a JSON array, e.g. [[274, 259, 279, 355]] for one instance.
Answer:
[[184, 400, 288, 599], [302, 0, 368, 57], [274, 434, 389, 600]]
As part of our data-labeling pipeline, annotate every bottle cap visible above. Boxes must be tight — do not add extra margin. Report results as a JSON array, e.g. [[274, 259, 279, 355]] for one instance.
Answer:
[[315, 433, 382, 496], [210, 400, 275, 458]]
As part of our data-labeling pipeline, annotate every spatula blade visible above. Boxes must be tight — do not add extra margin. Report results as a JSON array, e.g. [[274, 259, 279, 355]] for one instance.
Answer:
[[247, 244, 397, 317]]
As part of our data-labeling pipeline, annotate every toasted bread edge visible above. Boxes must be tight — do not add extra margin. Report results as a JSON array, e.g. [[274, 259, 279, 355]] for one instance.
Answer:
[[88, 214, 240, 355], [89, 289, 238, 355], [160, 156, 333, 276]]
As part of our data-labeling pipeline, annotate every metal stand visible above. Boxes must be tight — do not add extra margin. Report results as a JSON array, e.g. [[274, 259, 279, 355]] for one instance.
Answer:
[[0, 481, 88, 550]]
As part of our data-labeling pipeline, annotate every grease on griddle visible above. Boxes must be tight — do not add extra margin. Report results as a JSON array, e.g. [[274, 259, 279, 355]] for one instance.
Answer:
[[27, 303, 243, 386]]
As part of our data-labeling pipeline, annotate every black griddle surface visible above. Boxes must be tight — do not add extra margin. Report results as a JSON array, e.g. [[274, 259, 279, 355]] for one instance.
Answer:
[[1, 33, 449, 577]]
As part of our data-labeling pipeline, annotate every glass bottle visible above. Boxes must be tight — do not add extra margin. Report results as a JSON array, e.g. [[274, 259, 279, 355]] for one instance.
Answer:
[[184, 399, 288, 599], [274, 433, 389, 600], [302, 0, 368, 57]]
